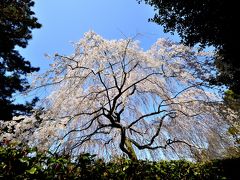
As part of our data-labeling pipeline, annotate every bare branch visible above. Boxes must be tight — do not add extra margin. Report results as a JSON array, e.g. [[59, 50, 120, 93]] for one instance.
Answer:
[[23, 31, 226, 160]]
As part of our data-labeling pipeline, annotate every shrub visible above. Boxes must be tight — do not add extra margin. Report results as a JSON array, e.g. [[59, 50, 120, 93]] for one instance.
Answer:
[[0, 143, 239, 179]]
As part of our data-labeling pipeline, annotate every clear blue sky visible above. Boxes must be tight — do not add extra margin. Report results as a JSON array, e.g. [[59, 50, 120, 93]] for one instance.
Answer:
[[20, 0, 179, 72]]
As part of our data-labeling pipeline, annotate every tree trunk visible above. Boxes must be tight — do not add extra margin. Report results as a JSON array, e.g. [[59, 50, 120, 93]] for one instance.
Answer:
[[119, 127, 137, 161]]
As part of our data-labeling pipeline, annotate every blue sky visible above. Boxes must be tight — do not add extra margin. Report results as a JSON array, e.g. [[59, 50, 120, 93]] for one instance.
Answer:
[[20, 0, 179, 72]]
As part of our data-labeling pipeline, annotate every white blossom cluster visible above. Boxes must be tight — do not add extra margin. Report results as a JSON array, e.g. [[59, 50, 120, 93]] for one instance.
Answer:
[[0, 31, 234, 159]]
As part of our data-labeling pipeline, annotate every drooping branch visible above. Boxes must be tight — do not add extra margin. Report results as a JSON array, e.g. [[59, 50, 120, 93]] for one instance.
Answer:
[[23, 31, 225, 160], [130, 138, 192, 150], [127, 111, 175, 148]]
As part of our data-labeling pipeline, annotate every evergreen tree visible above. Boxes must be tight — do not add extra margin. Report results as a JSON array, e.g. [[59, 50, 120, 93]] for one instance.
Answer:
[[138, 0, 239, 94], [0, 0, 41, 120]]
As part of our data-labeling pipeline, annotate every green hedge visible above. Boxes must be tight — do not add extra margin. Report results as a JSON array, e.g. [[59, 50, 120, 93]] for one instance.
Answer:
[[0, 143, 239, 179]]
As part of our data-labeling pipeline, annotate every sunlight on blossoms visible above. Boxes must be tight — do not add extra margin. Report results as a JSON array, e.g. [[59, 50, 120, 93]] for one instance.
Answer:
[[0, 31, 236, 160]]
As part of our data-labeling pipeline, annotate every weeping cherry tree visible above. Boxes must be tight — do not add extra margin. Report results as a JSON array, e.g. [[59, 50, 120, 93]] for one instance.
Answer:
[[1, 31, 233, 160]]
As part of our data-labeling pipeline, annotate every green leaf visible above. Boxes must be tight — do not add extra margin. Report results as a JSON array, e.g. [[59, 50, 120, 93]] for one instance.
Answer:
[[20, 157, 29, 166], [27, 167, 37, 174], [228, 127, 239, 135], [123, 165, 129, 171]]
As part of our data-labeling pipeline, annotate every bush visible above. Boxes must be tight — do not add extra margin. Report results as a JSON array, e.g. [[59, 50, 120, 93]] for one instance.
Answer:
[[0, 143, 239, 179]]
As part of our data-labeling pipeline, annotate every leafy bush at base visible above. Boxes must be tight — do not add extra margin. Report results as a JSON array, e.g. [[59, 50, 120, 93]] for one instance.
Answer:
[[0, 143, 239, 179]]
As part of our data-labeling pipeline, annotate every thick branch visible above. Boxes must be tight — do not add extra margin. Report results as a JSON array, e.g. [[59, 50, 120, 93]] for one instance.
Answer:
[[130, 138, 192, 150]]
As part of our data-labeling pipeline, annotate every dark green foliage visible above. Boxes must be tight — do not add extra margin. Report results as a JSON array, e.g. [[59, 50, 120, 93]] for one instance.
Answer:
[[0, 0, 41, 120], [138, 0, 239, 94], [0, 143, 78, 179], [223, 90, 240, 145], [1, 143, 239, 179], [224, 90, 240, 112]]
